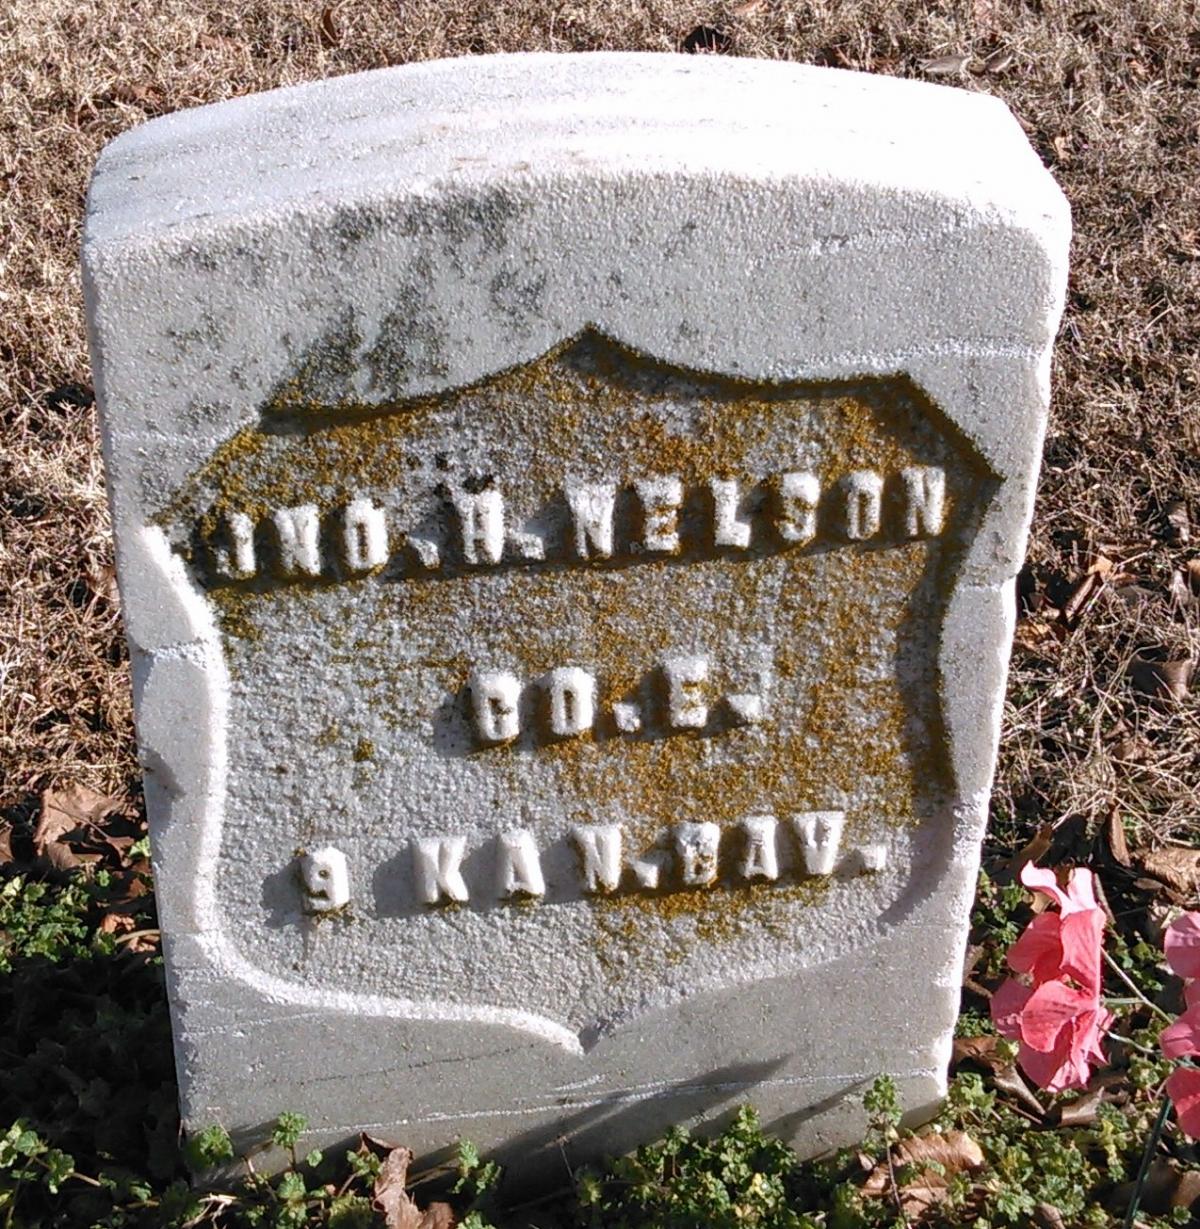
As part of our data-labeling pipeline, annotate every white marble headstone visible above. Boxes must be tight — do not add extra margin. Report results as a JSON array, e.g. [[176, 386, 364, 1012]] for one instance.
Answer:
[[83, 53, 1069, 1174]]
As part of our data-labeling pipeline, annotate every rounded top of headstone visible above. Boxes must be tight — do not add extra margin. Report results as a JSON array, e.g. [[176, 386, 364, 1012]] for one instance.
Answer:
[[84, 52, 1069, 256]]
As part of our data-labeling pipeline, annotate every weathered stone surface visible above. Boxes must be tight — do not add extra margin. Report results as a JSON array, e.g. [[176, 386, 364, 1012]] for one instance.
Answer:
[[84, 52, 1069, 1176]]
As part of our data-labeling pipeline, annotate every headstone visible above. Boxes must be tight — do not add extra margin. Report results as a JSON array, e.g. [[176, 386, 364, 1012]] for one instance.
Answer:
[[84, 53, 1069, 1174]]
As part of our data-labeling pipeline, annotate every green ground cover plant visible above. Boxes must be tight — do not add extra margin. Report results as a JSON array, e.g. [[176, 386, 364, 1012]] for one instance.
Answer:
[[4, 0, 1200, 1225]]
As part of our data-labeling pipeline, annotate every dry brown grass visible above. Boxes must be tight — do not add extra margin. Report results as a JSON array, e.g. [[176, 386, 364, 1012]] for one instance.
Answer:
[[2, 1, 1199, 862]]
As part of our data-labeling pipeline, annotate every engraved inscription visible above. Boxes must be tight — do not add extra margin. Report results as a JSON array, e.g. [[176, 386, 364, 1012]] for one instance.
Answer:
[[193, 464, 949, 586], [462, 655, 767, 745], [297, 846, 350, 913], [295, 811, 887, 915], [177, 335, 993, 1027], [414, 836, 470, 904]]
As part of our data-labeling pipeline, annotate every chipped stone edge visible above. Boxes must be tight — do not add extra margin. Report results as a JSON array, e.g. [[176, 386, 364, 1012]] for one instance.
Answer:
[[130, 524, 584, 1054]]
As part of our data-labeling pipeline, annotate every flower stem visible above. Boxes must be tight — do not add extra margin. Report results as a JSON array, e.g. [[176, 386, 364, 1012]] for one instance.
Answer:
[[1103, 951, 1173, 1023], [1122, 1092, 1172, 1229]]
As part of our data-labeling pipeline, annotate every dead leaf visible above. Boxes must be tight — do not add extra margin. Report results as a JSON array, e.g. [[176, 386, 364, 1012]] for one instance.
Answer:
[[732, 0, 763, 16], [1060, 562, 1109, 627], [862, 1131, 984, 1214], [420, 1205, 455, 1229], [1129, 656, 1193, 701], [1105, 810, 1131, 867], [98, 912, 136, 936], [34, 785, 123, 872], [952, 1035, 1006, 1072], [1033, 1204, 1068, 1229], [36, 784, 121, 851], [1111, 1160, 1200, 1214], [374, 1148, 419, 1229], [1011, 823, 1054, 875], [992, 1063, 1044, 1115], [86, 561, 120, 608], [1013, 616, 1064, 654], [1058, 1087, 1104, 1127], [920, 53, 972, 75], [318, 4, 341, 48], [1188, 558, 1200, 597], [0, 823, 12, 867], [1052, 133, 1072, 163], [111, 82, 163, 108], [1139, 847, 1200, 897], [985, 48, 1016, 74], [373, 1148, 455, 1229], [1165, 500, 1191, 545]]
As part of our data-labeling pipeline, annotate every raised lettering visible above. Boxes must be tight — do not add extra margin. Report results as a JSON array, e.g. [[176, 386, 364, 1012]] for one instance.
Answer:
[[612, 701, 642, 733], [726, 693, 763, 725], [842, 471, 883, 540], [414, 836, 469, 904], [675, 821, 720, 887], [566, 482, 616, 559], [777, 471, 819, 544], [572, 824, 623, 893], [508, 527, 546, 560], [343, 498, 388, 572], [453, 487, 504, 565], [469, 669, 521, 744], [663, 656, 709, 729], [630, 849, 667, 889], [297, 846, 350, 913], [902, 466, 945, 537], [635, 476, 683, 553], [408, 534, 441, 569], [740, 816, 779, 881], [497, 829, 546, 897], [711, 478, 752, 548], [793, 811, 845, 875], [273, 505, 321, 576], [545, 667, 595, 737], [857, 845, 888, 873], [214, 511, 256, 579]]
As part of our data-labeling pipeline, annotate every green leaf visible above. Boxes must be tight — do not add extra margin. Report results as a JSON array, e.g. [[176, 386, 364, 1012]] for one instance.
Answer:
[[272, 1111, 308, 1151], [276, 1169, 306, 1202], [186, 1123, 234, 1168]]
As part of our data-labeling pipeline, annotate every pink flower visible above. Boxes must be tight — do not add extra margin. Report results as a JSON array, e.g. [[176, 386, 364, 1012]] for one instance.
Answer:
[[1008, 864, 1105, 994], [1166, 1067, 1200, 1139], [990, 863, 1111, 1093], [1157, 912, 1200, 1139], [1160, 1004, 1200, 1060], [1164, 912, 1200, 981], [992, 977, 1113, 1094]]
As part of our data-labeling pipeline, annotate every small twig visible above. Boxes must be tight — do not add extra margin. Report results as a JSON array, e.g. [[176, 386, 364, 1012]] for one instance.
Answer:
[[1103, 950, 1173, 1023], [884, 1143, 909, 1226], [1122, 1092, 1172, 1229]]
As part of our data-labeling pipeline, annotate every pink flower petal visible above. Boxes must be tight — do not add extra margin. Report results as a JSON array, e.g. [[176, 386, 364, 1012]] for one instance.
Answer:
[[1063, 867, 1100, 915], [991, 978, 1033, 1040], [1009, 913, 1064, 982], [1073, 1003, 1112, 1067], [1020, 980, 1093, 1053], [1165, 913, 1200, 981], [1186, 980, 1200, 1009], [1167, 1067, 1200, 1140], [1020, 862, 1070, 911], [1160, 1004, 1200, 1060], [1057, 908, 1105, 994], [1018, 1032, 1096, 1094]]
